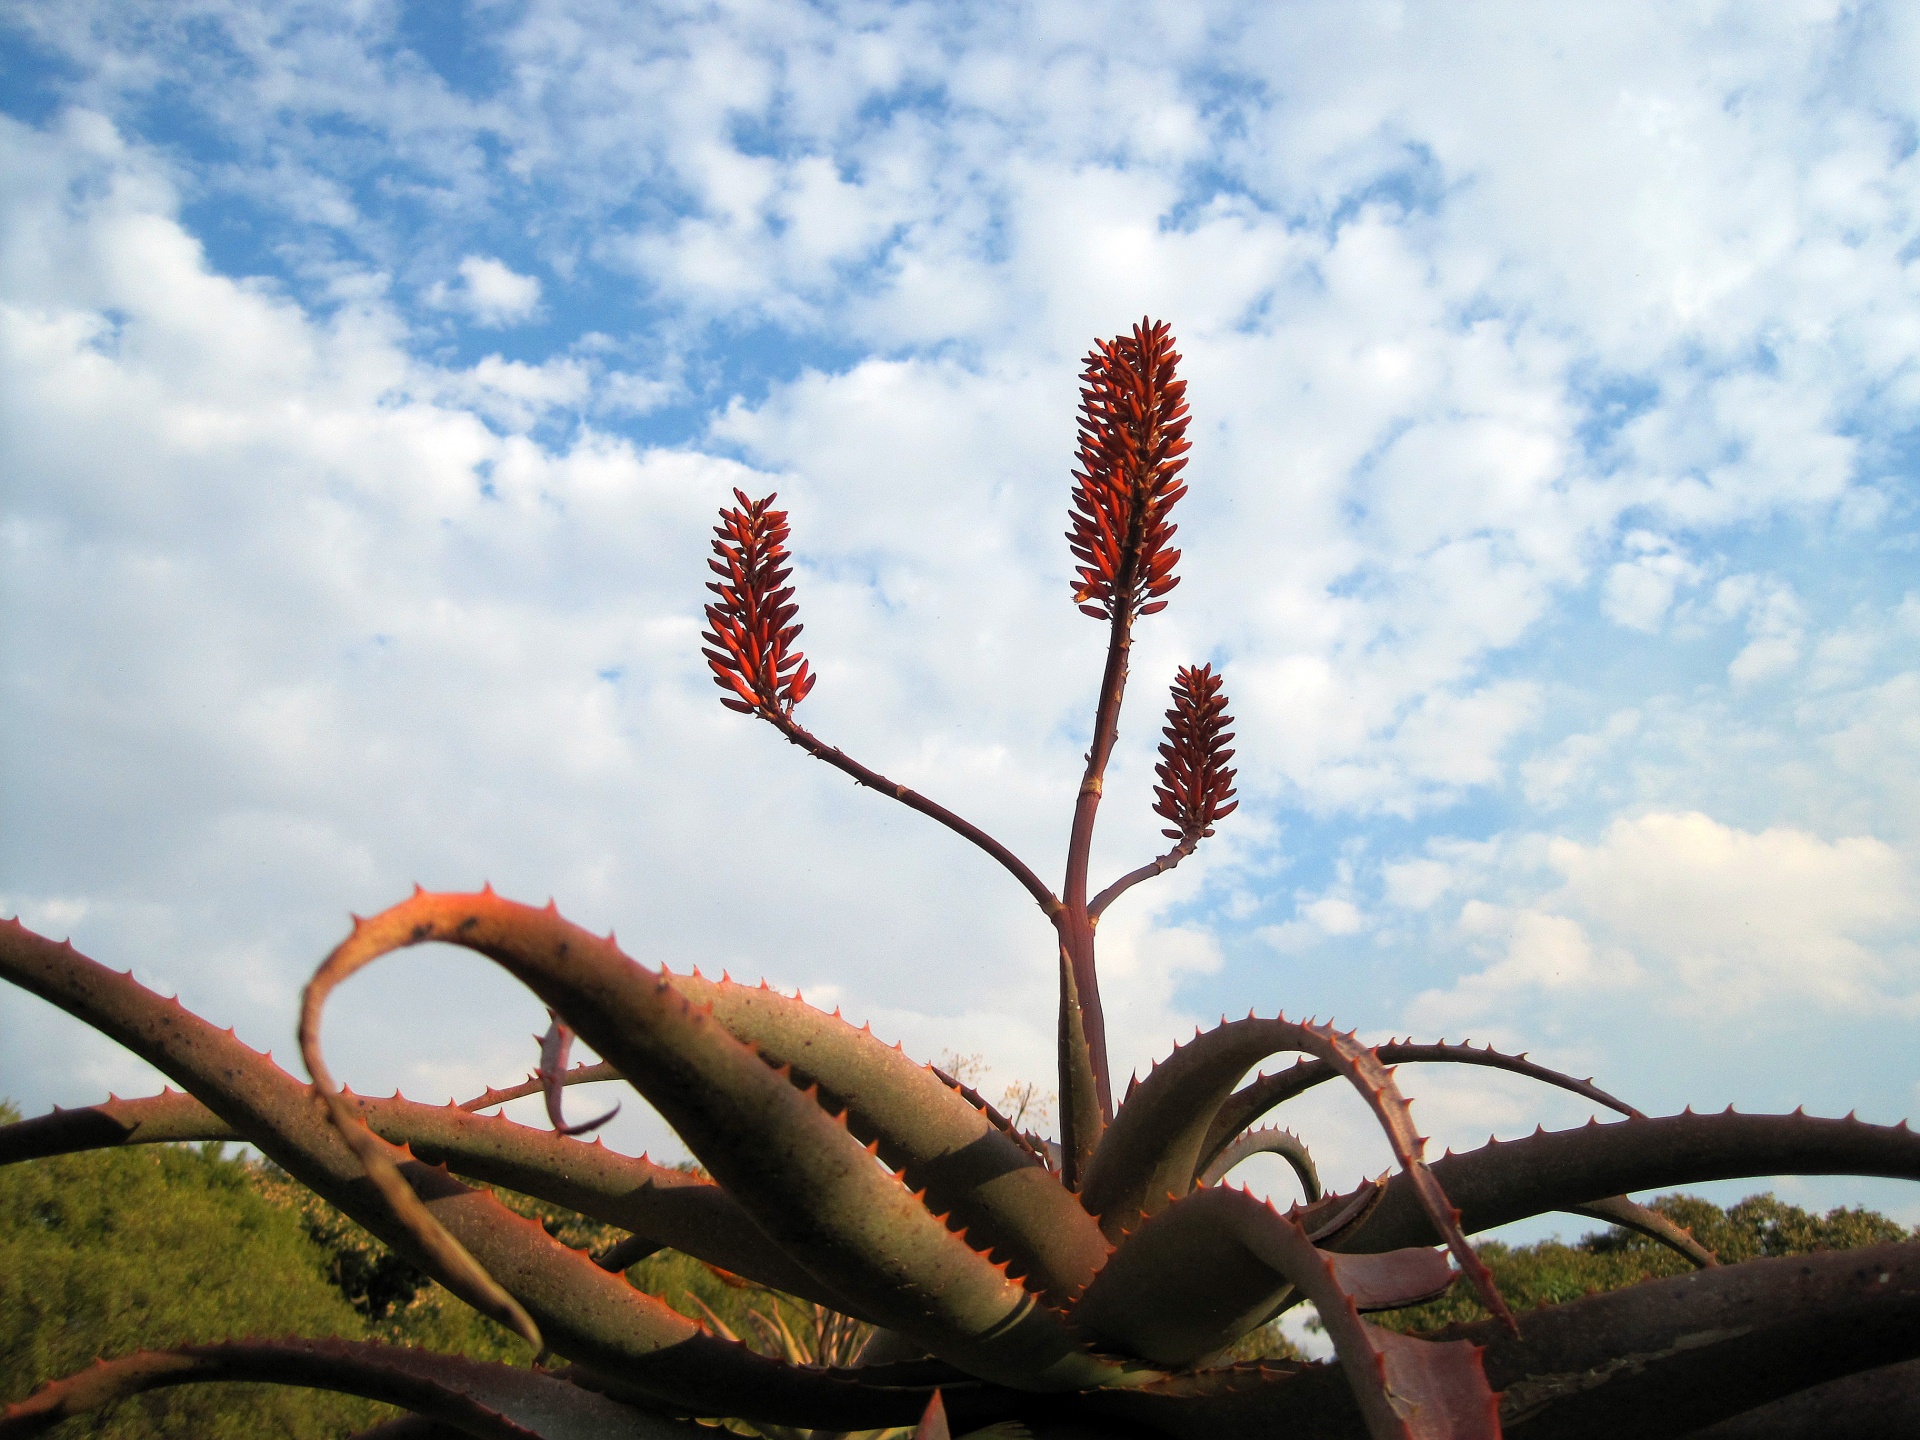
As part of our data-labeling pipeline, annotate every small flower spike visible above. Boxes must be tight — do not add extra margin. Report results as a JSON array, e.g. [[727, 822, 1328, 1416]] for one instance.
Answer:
[[703, 489, 816, 717], [1067, 318, 1191, 621], [1152, 664, 1237, 841]]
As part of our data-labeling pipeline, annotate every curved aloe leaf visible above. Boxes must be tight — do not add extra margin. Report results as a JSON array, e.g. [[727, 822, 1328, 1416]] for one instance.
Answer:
[[0, 1090, 233, 1163], [1685, 1359, 1920, 1440], [1072, 1186, 1458, 1366], [300, 889, 1156, 1395], [1076, 1187, 1493, 1438], [1329, 1109, 1920, 1253], [1453, 1237, 1920, 1437], [663, 968, 1110, 1303], [1199, 1039, 1641, 1179], [536, 1013, 620, 1136], [0, 1338, 710, 1440], [1082, 1015, 1515, 1332], [1563, 1194, 1716, 1268], [329, 1091, 854, 1311], [1087, 1242, 1920, 1436], [0, 918, 973, 1430], [1196, 1125, 1320, 1200], [459, 1061, 621, 1114], [929, 1066, 1058, 1175]]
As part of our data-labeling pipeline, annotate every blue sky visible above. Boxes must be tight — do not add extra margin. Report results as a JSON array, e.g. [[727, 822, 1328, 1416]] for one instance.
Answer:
[[3, 1, 1918, 1242]]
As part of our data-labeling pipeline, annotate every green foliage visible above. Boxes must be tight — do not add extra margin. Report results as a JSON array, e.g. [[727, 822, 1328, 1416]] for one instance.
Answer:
[[1373, 1191, 1919, 1334], [0, 1105, 383, 1438]]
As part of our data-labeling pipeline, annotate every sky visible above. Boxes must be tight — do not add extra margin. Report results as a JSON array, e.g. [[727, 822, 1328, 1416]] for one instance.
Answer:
[[2, 0, 1918, 1247]]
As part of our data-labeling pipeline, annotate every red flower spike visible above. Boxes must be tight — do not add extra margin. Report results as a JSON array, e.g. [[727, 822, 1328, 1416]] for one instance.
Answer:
[[1067, 317, 1192, 622], [1152, 663, 1239, 842], [701, 489, 817, 717]]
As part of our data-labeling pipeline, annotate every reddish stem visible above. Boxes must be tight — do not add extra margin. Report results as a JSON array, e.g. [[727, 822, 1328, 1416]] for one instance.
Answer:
[[770, 713, 1062, 919], [1058, 608, 1134, 1125], [1087, 837, 1198, 921]]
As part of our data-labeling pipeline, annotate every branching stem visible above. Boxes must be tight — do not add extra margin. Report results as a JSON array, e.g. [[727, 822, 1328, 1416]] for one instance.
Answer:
[[770, 713, 1062, 919], [1087, 837, 1198, 921]]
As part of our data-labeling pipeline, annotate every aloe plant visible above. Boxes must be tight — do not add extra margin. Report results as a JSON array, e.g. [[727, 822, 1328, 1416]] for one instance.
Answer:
[[4, 319, 1918, 1439]]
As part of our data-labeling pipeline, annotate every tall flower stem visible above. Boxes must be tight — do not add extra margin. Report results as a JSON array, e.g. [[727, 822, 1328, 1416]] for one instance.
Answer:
[[1056, 608, 1133, 1173]]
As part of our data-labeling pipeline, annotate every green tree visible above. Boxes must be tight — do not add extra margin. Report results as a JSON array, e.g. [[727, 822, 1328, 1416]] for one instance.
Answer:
[[0, 1105, 385, 1438]]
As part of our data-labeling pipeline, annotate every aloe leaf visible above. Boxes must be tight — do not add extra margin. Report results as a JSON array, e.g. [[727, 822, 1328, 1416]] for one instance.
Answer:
[[1326, 1109, 1920, 1254], [1563, 1194, 1716, 1268], [1075, 1187, 1492, 1438], [459, 1062, 621, 1113], [0, 918, 978, 1430], [1198, 1038, 1641, 1180], [0, 1337, 707, 1439], [1055, 943, 1104, 1192], [1084, 1015, 1514, 1332], [1072, 1186, 1457, 1364], [1436, 1238, 1920, 1437], [1687, 1360, 1920, 1439], [662, 969, 1110, 1304], [928, 1067, 1057, 1175], [536, 1013, 620, 1135], [0, 1089, 234, 1162], [299, 889, 1156, 1395], [1045, 1244, 1920, 1436], [335, 1091, 857, 1311], [1196, 1124, 1320, 1200]]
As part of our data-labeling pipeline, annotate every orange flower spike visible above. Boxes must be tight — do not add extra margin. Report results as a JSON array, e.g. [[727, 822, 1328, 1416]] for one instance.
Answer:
[[1066, 318, 1192, 621], [1152, 663, 1238, 842], [701, 489, 817, 717]]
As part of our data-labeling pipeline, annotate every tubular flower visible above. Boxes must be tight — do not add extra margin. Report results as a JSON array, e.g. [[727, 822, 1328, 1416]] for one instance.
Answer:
[[702, 489, 815, 716], [1067, 317, 1191, 621], [1152, 663, 1238, 841]]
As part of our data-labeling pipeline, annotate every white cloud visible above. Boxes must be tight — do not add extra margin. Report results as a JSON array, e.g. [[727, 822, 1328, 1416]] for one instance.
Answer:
[[1416, 811, 1918, 1027], [428, 256, 544, 327], [1520, 709, 1642, 809], [1602, 532, 1700, 631], [4, 3, 1920, 1191], [442, 353, 590, 430], [1710, 575, 1807, 687], [1381, 857, 1453, 912]]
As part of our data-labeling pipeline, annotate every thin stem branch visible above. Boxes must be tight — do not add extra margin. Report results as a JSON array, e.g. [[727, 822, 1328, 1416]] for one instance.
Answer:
[[1087, 837, 1198, 921], [769, 713, 1062, 919]]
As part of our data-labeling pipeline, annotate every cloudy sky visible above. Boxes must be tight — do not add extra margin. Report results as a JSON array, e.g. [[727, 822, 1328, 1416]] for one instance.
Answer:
[[3, 1, 1918, 1237]]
